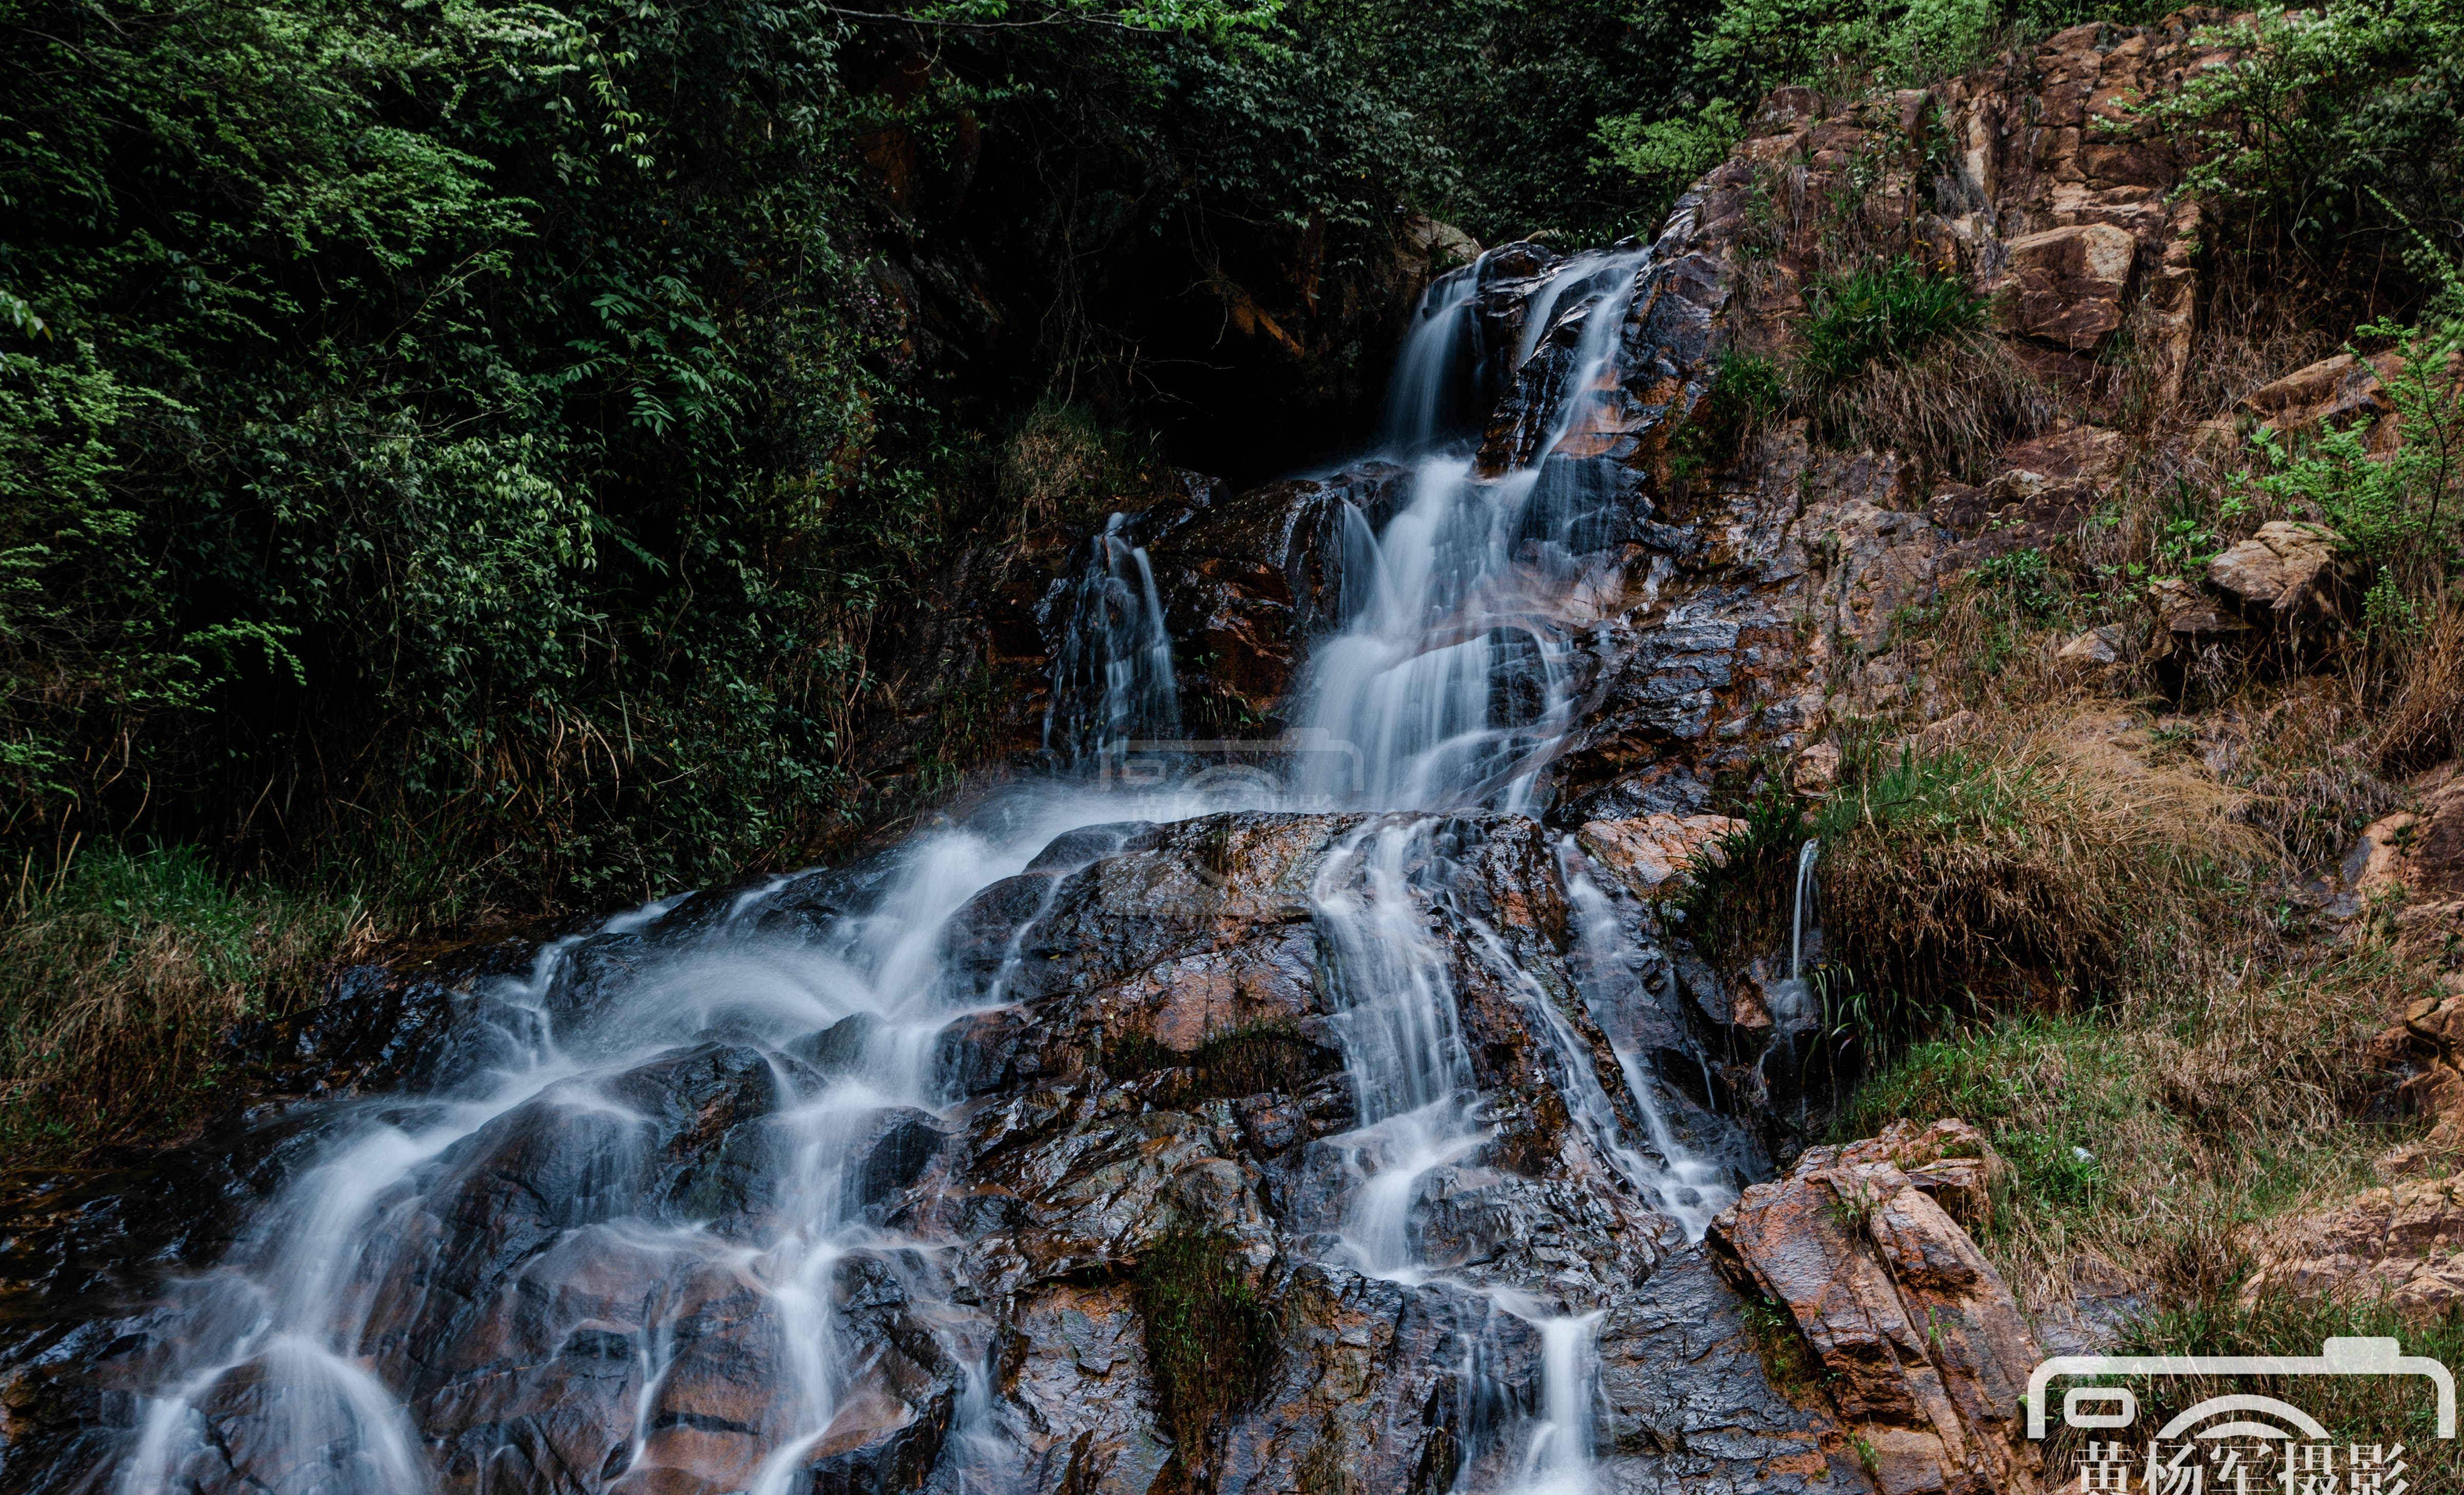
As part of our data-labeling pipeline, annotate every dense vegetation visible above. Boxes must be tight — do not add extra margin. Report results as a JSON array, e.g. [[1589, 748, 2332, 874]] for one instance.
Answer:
[[0, 0, 2137, 913]]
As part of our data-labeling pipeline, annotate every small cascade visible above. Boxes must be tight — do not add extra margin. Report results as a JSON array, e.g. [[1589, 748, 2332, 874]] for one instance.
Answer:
[[1311, 818, 1480, 1280], [1298, 243, 1653, 814], [1793, 837, 1821, 977], [108, 791, 1175, 1495], [1042, 511, 1182, 763], [1497, 1307, 1605, 1495], [1382, 256, 1487, 450], [1765, 837, 1822, 1023]]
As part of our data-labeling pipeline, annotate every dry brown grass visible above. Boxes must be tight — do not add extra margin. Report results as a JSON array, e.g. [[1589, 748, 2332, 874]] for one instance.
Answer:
[[999, 400, 1158, 537], [2372, 600, 2464, 776], [1820, 686, 2421, 1387], [1839, 909, 2401, 1309], [0, 846, 376, 1162], [1806, 329, 2055, 483], [2173, 267, 2346, 426], [1817, 711, 2266, 1010]]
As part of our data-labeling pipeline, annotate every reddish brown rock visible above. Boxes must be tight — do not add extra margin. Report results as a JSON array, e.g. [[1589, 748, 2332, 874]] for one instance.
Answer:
[[2054, 625, 2125, 674], [2242, 1173, 2464, 1320], [1710, 1122, 2042, 1495], [2148, 575, 2251, 645], [1997, 223, 2137, 352], [1576, 813, 1745, 895], [2241, 351, 2407, 434]]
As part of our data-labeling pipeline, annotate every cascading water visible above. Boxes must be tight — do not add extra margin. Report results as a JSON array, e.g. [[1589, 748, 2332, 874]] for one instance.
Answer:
[[90, 225, 1733, 1495], [1764, 837, 1822, 1023], [1297, 244, 1652, 814], [1280, 237, 1738, 1493], [1381, 256, 1486, 451], [1043, 511, 1182, 762]]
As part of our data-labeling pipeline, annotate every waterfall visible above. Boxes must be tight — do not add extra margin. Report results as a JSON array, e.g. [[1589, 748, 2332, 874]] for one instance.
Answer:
[[1296, 244, 1652, 814], [107, 793, 1170, 1495], [1792, 837, 1821, 982], [102, 232, 1716, 1495], [1766, 837, 1822, 1024], [1500, 1307, 1605, 1495], [1382, 256, 1486, 450], [1043, 511, 1182, 763]]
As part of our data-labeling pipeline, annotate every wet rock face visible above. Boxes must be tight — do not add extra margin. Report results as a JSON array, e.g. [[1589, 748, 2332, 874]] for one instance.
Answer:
[[0, 15, 2292, 1485], [0, 806, 1822, 1495]]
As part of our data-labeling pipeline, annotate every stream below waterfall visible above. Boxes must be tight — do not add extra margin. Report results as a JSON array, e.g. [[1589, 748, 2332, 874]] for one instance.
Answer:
[[85, 217, 1772, 1495]]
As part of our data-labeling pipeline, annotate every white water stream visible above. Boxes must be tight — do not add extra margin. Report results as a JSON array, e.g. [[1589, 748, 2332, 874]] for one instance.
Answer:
[[108, 232, 1732, 1495]]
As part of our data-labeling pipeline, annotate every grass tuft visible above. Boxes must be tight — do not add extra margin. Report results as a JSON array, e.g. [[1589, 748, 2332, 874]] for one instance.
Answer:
[[1134, 1226, 1282, 1486], [2373, 602, 2464, 777], [0, 845, 374, 1164], [1813, 722, 2261, 1014], [1796, 258, 1986, 385]]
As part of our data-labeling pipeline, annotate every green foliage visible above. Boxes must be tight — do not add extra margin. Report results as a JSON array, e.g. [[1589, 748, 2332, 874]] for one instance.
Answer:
[[0, 0, 1461, 910], [0, 844, 366, 1162], [1973, 547, 2064, 619], [2137, 0, 2464, 293], [1809, 742, 2028, 842], [1589, 0, 2150, 218], [1593, 98, 1745, 220], [1303, 0, 1715, 242], [1674, 349, 1784, 478], [1796, 259, 1985, 387], [1133, 1226, 1282, 1471], [1691, 0, 2011, 97], [1838, 1014, 2130, 1225], [2243, 285, 2464, 643], [0, 0, 933, 903]]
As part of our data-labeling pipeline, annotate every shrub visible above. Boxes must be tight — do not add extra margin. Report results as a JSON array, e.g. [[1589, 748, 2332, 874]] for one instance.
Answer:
[[1973, 547, 2065, 619], [1796, 259, 1987, 386], [1815, 330, 2051, 479], [1593, 98, 1747, 221], [1681, 777, 1818, 970], [2242, 286, 2464, 645], [1676, 349, 1788, 479], [2138, 0, 2464, 303]]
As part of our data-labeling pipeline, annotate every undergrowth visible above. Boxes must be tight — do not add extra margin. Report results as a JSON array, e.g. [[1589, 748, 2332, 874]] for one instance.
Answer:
[[0, 845, 375, 1164]]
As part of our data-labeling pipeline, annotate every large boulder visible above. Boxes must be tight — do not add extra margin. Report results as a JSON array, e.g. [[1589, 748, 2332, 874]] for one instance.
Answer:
[[1709, 1120, 2044, 1495], [2205, 520, 2353, 646], [1995, 223, 2137, 352]]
